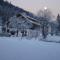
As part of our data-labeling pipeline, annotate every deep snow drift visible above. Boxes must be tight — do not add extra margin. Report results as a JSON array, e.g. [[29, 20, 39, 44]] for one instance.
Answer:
[[0, 37, 60, 60]]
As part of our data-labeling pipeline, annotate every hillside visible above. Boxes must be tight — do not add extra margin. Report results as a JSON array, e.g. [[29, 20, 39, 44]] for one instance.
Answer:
[[0, 0, 38, 25]]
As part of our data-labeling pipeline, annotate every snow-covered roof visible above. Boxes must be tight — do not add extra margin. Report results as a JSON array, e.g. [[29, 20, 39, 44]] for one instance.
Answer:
[[9, 14, 33, 29]]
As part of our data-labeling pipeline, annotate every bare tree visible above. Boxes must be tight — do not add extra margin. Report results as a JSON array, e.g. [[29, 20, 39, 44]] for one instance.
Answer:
[[37, 9, 53, 21], [37, 9, 53, 39]]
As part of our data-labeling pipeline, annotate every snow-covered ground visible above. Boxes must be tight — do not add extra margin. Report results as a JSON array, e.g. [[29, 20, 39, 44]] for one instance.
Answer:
[[0, 37, 60, 60], [26, 34, 60, 43], [46, 35, 60, 43]]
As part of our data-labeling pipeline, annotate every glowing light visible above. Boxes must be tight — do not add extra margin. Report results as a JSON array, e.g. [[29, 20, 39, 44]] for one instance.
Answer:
[[44, 6, 47, 10]]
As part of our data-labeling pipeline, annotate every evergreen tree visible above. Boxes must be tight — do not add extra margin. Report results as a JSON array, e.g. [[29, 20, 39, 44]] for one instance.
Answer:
[[0, 0, 4, 5], [0, 0, 4, 3], [57, 14, 60, 31], [57, 14, 60, 24]]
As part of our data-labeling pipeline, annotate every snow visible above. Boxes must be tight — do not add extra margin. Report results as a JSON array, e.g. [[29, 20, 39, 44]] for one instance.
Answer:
[[46, 35, 60, 43], [0, 37, 60, 60]]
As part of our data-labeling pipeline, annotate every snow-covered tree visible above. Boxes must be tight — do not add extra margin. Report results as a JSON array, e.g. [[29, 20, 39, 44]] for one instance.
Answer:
[[37, 9, 53, 21], [37, 9, 53, 38]]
